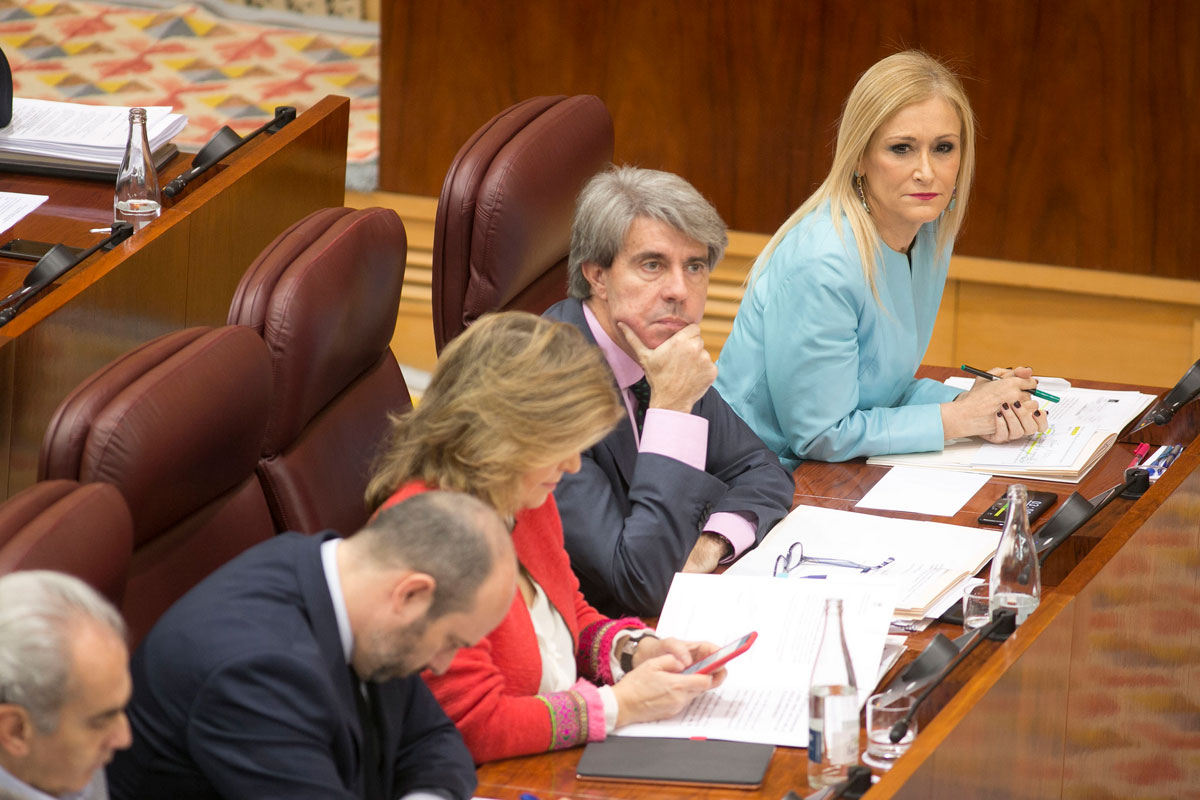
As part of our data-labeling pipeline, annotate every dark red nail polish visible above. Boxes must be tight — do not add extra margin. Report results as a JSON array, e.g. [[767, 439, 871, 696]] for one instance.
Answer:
[[996, 411, 1003, 417], [1034, 410, 1041, 417], [1014, 401, 1021, 409], [1002, 403, 1010, 410]]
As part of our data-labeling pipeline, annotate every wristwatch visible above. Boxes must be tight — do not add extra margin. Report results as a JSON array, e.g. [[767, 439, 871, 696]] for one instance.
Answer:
[[618, 630, 658, 673]]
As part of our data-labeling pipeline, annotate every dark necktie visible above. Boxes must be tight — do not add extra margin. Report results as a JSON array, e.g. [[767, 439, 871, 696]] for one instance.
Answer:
[[349, 669, 384, 800], [629, 377, 651, 436]]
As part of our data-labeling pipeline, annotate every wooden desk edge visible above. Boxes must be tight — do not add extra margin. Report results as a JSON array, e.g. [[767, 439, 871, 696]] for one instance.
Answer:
[[0, 96, 351, 339]]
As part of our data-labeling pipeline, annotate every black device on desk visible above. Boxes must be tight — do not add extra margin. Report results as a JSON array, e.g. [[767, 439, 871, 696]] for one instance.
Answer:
[[977, 489, 1056, 527], [0, 239, 84, 263], [577, 737, 774, 788]]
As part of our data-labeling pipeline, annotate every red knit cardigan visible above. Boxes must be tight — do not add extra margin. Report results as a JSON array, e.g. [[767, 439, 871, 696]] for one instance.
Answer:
[[378, 483, 643, 763]]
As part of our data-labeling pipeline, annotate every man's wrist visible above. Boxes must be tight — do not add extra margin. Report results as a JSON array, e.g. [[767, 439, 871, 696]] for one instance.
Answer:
[[699, 532, 732, 560]]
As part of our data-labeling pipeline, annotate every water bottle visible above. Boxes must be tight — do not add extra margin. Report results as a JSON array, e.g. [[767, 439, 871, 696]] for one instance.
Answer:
[[114, 107, 160, 230], [808, 597, 858, 788], [988, 483, 1041, 625]]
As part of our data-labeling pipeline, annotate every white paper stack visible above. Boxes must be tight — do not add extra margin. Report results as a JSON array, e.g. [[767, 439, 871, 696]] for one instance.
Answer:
[[0, 98, 187, 165], [726, 505, 1002, 620], [614, 573, 896, 747], [867, 379, 1155, 483]]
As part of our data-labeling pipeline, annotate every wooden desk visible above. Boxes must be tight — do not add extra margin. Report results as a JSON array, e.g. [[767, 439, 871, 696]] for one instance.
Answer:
[[475, 372, 1200, 799], [0, 96, 349, 498]]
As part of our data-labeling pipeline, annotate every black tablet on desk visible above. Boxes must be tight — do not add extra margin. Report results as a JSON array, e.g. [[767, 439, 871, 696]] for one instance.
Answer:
[[576, 736, 775, 789]]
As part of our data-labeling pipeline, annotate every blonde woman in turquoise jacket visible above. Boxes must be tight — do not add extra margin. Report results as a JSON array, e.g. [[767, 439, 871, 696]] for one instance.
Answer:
[[716, 52, 1046, 469]]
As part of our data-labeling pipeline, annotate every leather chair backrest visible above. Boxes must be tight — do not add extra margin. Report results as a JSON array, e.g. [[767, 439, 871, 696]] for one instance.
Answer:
[[0, 480, 133, 607], [228, 207, 411, 536], [432, 94, 614, 351], [38, 326, 275, 645]]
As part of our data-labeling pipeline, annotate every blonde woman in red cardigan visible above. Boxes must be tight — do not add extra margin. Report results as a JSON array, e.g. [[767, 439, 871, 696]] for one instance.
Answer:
[[366, 312, 724, 764]]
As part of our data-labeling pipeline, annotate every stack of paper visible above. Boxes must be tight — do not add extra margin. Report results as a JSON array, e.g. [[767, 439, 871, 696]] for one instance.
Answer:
[[726, 505, 1001, 620], [867, 380, 1155, 483], [0, 99, 186, 164], [0, 99, 185, 180], [614, 574, 895, 747]]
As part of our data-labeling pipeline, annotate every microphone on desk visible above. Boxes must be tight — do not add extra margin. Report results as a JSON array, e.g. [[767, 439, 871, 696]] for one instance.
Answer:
[[1031, 465, 1151, 571], [161, 106, 297, 199], [1130, 358, 1200, 433], [785, 765, 872, 800], [0, 223, 134, 327], [887, 608, 1017, 746]]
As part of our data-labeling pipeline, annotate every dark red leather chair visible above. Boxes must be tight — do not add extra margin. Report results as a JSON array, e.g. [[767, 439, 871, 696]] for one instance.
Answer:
[[228, 206, 411, 536], [38, 326, 275, 645], [0, 480, 133, 608], [432, 94, 614, 351]]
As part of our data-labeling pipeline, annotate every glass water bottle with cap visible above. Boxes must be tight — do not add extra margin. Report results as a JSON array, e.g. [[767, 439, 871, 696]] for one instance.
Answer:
[[808, 597, 858, 788], [988, 483, 1041, 625], [114, 107, 160, 230]]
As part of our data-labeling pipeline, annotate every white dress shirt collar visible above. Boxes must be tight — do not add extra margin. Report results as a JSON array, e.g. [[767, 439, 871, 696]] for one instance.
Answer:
[[319, 537, 354, 664]]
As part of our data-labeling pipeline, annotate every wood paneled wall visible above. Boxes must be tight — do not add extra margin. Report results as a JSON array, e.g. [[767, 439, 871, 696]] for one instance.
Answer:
[[380, 0, 1198, 279]]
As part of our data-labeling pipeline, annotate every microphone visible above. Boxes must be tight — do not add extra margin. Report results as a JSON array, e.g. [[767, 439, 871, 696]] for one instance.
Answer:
[[786, 764, 872, 800], [1033, 466, 1149, 570], [161, 106, 296, 199], [1130, 358, 1200, 433], [827, 765, 872, 798], [0, 223, 134, 327], [887, 608, 1017, 745]]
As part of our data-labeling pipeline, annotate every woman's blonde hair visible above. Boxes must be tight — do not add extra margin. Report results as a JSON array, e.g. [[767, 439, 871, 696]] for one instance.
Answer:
[[365, 311, 623, 517], [752, 50, 976, 296]]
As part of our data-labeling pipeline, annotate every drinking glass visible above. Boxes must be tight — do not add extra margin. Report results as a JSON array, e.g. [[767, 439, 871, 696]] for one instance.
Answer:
[[962, 584, 990, 632], [863, 693, 916, 770]]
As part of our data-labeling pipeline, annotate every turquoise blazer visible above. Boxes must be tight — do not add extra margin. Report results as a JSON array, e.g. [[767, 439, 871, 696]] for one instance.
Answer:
[[715, 203, 961, 468]]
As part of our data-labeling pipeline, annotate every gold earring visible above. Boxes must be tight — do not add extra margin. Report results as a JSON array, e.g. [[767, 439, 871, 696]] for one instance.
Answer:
[[854, 172, 870, 214]]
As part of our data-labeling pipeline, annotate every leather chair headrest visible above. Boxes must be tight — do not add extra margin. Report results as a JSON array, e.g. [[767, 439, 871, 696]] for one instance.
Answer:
[[434, 95, 614, 349], [228, 207, 407, 451], [0, 481, 133, 606], [41, 327, 272, 544]]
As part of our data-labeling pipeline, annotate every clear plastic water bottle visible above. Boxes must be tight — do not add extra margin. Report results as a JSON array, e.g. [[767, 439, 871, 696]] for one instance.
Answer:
[[114, 107, 160, 230], [808, 597, 858, 788], [988, 483, 1041, 625]]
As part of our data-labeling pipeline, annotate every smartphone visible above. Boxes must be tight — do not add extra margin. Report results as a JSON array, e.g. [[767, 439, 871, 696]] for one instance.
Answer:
[[0, 239, 83, 263], [680, 631, 757, 675], [977, 490, 1057, 527]]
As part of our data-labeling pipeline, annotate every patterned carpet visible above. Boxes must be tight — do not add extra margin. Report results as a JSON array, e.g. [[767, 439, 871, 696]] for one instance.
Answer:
[[0, 0, 379, 187]]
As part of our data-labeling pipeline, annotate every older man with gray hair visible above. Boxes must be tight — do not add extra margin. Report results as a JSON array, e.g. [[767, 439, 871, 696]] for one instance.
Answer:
[[0, 571, 132, 800], [545, 165, 793, 618]]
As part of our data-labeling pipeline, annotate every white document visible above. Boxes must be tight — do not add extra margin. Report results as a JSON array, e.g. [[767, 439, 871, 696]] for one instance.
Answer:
[[614, 574, 895, 747], [945, 377, 1153, 433], [870, 381, 1154, 482], [0, 99, 187, 163], [725, 505, 1000, 617], [855, 465, 991, 516], [0, 192, 48, 235], [972, 424, 1095, 468]]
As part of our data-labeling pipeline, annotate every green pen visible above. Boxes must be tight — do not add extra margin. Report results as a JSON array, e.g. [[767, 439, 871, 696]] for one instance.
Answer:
[[960, 364, 1061, 403]]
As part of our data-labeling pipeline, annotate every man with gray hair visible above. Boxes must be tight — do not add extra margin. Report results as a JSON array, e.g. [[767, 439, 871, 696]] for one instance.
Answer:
[[545, 166, 793, 617], [107, 491, 516, 800], [0, 571, 132, 800]]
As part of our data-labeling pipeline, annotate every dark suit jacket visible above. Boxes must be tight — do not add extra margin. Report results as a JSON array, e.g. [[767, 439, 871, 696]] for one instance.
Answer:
[[107, 532, 475, 800], [544, 298, 794, 616]]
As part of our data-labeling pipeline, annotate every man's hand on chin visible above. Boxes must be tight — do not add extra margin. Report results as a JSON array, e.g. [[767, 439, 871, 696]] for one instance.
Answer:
[[617, 321, 716, 413], [682, 533, 731, 573]]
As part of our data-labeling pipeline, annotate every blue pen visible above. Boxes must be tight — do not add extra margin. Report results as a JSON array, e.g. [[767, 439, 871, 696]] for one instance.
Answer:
[[1146, 445, 1183, 481], [1142, 445, 1170, 468]]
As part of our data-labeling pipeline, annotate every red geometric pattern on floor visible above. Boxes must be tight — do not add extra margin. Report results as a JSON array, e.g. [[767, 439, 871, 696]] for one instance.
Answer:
[[0, 0, 378, 163]]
